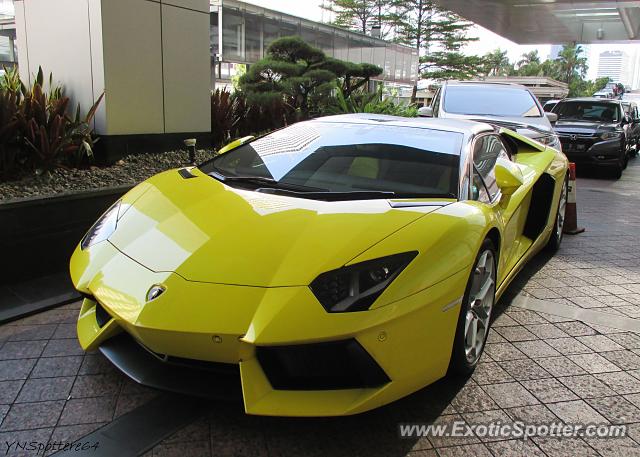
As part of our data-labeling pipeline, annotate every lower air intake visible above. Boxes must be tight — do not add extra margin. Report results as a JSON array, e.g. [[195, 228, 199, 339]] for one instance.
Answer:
[[256, 339, 390, 390], [95, 302, 111, 328]]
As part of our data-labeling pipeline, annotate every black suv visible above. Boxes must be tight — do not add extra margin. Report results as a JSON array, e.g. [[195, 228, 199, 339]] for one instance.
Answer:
[[552, 98, 631, 179]]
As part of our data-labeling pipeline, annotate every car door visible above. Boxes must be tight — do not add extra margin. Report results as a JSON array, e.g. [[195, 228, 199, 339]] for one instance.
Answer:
[[470, 134, 530, 283]]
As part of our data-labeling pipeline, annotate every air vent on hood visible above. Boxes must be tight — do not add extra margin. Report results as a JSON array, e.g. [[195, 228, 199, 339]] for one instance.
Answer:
[[178, 168, 197, 179]]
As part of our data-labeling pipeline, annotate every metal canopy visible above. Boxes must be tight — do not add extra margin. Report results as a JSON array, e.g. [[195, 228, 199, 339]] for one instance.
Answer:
[[434, 0, 640, 44]]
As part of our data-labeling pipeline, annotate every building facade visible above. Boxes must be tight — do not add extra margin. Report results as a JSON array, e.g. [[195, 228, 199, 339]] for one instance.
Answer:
[[0, 0, 16, 67], [2, 0, 418, 89], [210, 0, 418, 90], [597, 50, 632, 86]]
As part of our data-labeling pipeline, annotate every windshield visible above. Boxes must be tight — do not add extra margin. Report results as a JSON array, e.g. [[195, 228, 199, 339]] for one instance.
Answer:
[[200, 121, 463, 200], [553, 101, 621, 123], [443, 85, 542, 117]]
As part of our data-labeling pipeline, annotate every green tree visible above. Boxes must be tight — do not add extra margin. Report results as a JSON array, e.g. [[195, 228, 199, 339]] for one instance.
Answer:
[[517, 50, 541, 67], [482, 49, 512, 76], [514, 50, 543, 76], [390, 0, 480, 95], [239, 36, 381, 118], [422, 52, 485, 80], [320, 0, 394, 37], [569, 76, 610, 97], [555, 44, 588, 84]]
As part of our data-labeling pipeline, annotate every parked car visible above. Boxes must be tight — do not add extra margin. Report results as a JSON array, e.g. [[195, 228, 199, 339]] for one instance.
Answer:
[[543, 99, 561, 112], [552, 98, 630, 178], [593, 90, 613, 99], [622, 93, 640, 103], [621, 100, 640, 155], [70, 114, 568, 416], [418, 81, 561, 151]]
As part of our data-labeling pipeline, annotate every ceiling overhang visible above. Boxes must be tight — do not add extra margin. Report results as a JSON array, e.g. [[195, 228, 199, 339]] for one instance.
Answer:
[[433, 0, 640, 44]]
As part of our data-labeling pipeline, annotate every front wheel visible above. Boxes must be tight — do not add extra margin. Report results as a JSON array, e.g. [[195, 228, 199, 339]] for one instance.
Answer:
[[612, 163, 623, 180], [546, 174, 568, 251], [448, 240, 496, 376]]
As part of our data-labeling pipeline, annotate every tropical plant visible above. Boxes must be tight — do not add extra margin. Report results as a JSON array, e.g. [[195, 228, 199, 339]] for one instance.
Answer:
[[211, 88, 246, 148], [0, 66, 23, 97], [17, 68, 103, 171], [327, 86, 417, 117], [0, 89, 20, 177]]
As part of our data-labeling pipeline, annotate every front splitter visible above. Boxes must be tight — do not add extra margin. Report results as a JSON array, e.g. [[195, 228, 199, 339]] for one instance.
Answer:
[[99, 332, 243, 402]]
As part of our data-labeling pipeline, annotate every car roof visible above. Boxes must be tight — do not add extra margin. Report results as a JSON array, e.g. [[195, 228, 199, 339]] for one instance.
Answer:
[[560, 97, 621, 103], [311, 113, 495, 136], [443, 80, 530, 90]]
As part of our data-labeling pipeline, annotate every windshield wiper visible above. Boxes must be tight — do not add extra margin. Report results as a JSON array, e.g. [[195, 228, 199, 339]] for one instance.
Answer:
[[210, 172, 328, 192]]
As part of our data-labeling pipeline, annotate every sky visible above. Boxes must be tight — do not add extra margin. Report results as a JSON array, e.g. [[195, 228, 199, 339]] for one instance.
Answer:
[[249, 0, 638, 82]]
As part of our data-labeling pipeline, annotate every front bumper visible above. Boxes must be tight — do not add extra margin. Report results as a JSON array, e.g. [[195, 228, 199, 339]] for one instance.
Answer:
[[71, 241, 465, 416], [559, 135, 624, 166]]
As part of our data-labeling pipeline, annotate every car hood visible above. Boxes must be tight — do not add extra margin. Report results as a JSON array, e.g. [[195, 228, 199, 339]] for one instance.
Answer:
[[553, 120, 618, 135], [109, 169, 443, 287]]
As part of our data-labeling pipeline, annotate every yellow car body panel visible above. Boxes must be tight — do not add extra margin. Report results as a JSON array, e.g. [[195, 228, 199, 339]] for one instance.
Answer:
[[71, 119, 568, 416]]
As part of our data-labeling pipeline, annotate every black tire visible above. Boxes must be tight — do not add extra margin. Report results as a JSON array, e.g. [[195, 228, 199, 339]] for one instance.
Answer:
[[448, 239, 496, 376], [546, 175, 568, 252], [612, 163, 623, 180]]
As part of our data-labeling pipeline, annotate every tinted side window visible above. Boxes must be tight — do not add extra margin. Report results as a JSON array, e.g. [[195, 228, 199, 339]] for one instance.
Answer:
[[472, 135, 510, 202], [471, 169, 490, 203]]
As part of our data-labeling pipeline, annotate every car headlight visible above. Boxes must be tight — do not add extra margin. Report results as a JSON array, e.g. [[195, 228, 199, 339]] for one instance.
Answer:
[[538, 134, 561, 150], [81, 200, 122, 250], [601, 131, 623, 140], [309, 252, 418, 313]]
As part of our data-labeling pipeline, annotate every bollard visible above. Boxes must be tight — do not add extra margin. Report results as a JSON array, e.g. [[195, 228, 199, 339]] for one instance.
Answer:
[[184, 138, 197, 165], [563, 162, 585, 235]]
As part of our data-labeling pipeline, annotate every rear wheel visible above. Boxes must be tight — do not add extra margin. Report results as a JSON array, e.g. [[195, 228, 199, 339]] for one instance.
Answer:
[[546, 175, 568, 251], [449, 240, 496, 376]]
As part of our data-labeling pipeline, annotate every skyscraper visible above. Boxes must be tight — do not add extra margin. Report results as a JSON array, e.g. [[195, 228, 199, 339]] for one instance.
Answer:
[[597, 50, 632, 86]]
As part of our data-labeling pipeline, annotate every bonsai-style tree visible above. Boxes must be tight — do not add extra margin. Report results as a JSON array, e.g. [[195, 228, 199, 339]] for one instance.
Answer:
[[239, 36, 382, 119]]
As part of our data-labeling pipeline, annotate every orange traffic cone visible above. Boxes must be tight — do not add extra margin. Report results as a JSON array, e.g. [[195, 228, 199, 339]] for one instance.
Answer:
[[563, 162, 585, 235]]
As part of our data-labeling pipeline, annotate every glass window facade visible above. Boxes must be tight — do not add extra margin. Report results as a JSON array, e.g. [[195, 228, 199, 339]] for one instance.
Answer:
[[222, 7, 244, 61], [0, 31, 16, 64], [214, 1, 418, 87]]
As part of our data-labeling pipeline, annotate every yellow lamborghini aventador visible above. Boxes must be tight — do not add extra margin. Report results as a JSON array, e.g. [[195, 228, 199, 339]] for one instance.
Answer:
[[70, 114, 568, 416]]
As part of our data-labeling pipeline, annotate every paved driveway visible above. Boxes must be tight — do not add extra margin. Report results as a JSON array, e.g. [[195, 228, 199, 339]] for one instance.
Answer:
[[1, 159, 640, 457]]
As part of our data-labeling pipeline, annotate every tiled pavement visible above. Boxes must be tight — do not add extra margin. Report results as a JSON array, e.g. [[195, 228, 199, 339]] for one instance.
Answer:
[[1, 159, 640, 456]]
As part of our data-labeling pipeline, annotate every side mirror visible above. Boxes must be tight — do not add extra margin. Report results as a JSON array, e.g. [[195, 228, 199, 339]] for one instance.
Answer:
[[545, 112, 558, 123], [217, 135, 254, 155], [495, 158, 524, 197], [418, 106, 433, 117]]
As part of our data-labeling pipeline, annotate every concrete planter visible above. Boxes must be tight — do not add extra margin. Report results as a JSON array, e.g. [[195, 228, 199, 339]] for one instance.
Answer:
[[0, 185, 132, 284]]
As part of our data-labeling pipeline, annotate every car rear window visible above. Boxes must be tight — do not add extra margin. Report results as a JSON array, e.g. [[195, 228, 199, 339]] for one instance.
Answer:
[[444, 85, 542, 118]]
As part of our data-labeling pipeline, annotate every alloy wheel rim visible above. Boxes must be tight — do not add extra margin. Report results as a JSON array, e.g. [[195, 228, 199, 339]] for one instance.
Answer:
[[556, 179, 568, 239], [464, 250, 495, 364]]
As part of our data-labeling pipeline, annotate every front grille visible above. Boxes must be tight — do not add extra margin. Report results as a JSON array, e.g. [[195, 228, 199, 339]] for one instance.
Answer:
[[257, 339, 390, 390], [559, 137, 597, 153]]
